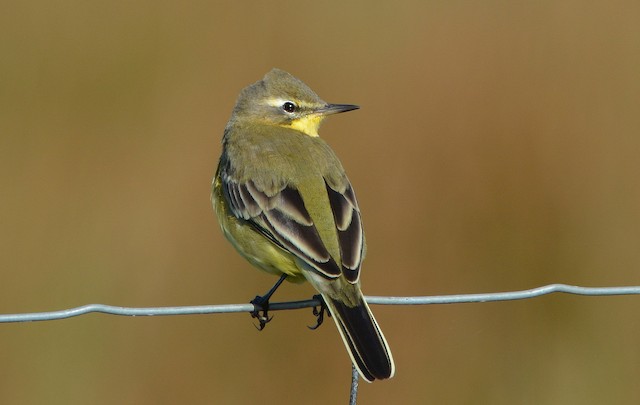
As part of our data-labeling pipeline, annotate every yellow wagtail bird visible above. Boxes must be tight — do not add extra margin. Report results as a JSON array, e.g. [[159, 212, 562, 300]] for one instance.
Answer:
[[212, 68, 395, 381]]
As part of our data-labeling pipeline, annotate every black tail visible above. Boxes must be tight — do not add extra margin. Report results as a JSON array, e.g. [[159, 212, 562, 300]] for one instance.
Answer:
[[325, 295, 395, 382]]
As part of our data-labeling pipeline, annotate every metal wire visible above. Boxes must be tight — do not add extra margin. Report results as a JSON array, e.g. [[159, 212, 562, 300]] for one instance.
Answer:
[[1, 283, 639, 323], [349, 364, 359, 405], [2, 283, 638, 403]]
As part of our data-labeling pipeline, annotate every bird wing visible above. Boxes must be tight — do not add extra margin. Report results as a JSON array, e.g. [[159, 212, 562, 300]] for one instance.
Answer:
[[324, 181, 364, 283], [220, 172, 346, 280]]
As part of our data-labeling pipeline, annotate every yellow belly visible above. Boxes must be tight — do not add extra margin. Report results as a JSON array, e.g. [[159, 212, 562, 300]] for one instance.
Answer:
[[212, 177, 307, 283]]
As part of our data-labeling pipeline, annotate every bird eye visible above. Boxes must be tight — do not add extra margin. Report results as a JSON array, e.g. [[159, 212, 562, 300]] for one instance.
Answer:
[[282, 101, 297, 113]]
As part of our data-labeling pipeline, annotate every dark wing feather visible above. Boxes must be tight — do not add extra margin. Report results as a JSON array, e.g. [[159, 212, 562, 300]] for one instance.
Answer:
[[220, 172, 341, 279], [326, 181, 364, 283]]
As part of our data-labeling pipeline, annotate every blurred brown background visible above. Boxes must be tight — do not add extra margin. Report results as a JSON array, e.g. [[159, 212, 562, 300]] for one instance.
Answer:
[[1, 1, 639, 404]]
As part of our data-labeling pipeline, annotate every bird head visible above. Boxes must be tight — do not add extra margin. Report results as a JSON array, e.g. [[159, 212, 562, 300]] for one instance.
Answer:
[[231, 68, 359, 137]]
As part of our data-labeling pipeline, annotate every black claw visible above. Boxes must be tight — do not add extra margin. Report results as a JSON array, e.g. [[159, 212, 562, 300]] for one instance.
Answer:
[[308, 294, 330, 330], [250, 295, 273, 331], [249, 274, 288, 331]]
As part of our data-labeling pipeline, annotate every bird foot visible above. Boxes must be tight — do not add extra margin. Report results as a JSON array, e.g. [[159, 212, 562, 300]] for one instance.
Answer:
[[249, 274, 288, 330], [250, 295, 273, 331], [308, 294, 330, 330]]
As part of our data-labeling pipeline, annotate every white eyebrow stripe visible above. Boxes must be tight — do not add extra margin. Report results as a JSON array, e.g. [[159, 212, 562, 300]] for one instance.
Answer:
[[265, 98, 319, 110], [266, 98, 291, 107]]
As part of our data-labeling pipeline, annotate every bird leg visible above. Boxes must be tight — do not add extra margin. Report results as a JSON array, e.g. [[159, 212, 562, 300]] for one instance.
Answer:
[[308, 294, 331, 330], [250, 274, 287, 330]]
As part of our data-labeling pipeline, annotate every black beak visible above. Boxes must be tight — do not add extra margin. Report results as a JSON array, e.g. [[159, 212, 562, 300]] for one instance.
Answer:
[[316, 103, 360, 115]]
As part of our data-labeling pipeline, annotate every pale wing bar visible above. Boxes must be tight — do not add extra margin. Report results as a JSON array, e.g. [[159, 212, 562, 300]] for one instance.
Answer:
[[325, 181, 364, 283], [221, 175, 341, 279]]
